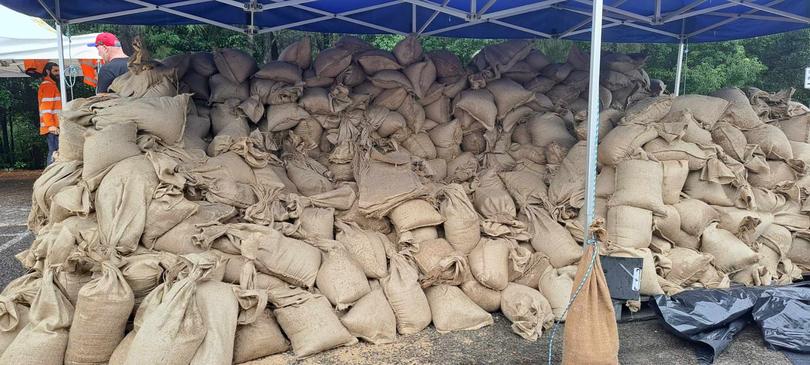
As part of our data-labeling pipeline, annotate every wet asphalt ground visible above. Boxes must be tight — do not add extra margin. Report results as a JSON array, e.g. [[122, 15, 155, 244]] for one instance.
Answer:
[[0, 173, 791, 365]]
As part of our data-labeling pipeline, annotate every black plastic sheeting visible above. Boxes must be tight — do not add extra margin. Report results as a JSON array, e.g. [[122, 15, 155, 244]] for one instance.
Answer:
[[651, 281, 810, 364]]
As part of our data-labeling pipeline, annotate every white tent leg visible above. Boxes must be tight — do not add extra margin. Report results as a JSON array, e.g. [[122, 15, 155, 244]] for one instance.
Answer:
[[674, 39, 685, 96], [55, 1, 68, 102], [583, 0, 603, 244]]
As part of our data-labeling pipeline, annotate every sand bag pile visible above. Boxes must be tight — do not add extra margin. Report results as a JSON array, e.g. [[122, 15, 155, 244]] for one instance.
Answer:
[[3, 35, 808, 363]]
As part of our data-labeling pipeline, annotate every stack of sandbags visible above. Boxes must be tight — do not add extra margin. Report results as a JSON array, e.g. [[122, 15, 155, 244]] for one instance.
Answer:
[[593, 88, 809, 298], [5, 35, 809, 364]]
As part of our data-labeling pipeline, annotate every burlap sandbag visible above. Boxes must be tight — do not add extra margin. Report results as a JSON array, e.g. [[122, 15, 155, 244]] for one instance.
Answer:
[[508, 144, 546, 165], [261, 102, 310, 132], [527, 112, 576, 149], [460, 279, 501, 312], [122, 254, 216, 365], [777, 114, 810, 143], [239, 226, 321, 288], [404, 58, 436, 100], [279, 37, 311, 69], [700, 223, 760, 273], [297, 207, 334, 240], [743, 123, 794, 160], [485, 78, 534, 120], [208, 73, 250, 103], [96, 155, 158, 255], [356, 49, 400, 74], [669, 95, 730, 129], [0, 273, 39, 353], [446, 151, 478, 182], [621, 95, 673, 125], [653, 205, 700, 250], [82, 123, 141, 180], [355, 150, 427, 218], [425, 95, 451, 124], [473, 169, 517, 223], [548, 141, 588, 210], [314, 239, 370, 310], [392, 35, 423, 67], [314, 47, 352, 78], [661, 160, 689, 204], [286, 153, 334, 197], [499, 164, 549, 208], [65, 260, 134, 365], [665, 247, 714, 286], [58, 119, 86, 162], [562, 244, 619, 365], [189, 280, 238, 365], [468, 238, 510, 291], [519, 205, 582, 268], [607, 205, 652, 249], [427, 50, 464, 82], [28, 160, 82, 233], [182, 70, 211, 100], [609, 159, 667, 215], [381, 253, 432, 334], [209, 99, 250, 138], [55, 270, 92, 307], [788, 232, 810, 271], [0, 269, 72, 365], [324, 281, 391, 344], [711, 88, 764, 130], [425, 285, 493, 333], [275, 294, 357, 358], [539, 265, 577, 321], [254, 61, 302, 84], [682, 171, 738, 207], [455, 89, 497, 131], [335, 221, 388, 279], [402, 133, 437, 160], [233, 308, 289, 364], [189, 52, 217, 76], [749, 160, 802, 189], [408, 238, 465, 287], [714, 206, 773, 244], [387, 199, 444, 233], [121, 253, 165, 307], [213, 48, 257, 84], [674, 199, 719, 237], [93, 95, 189, 144], [500, 283, 554, 342], [370, 69, 412, 91], [597, 124, 658, 166], [439, 184, 480, 254]]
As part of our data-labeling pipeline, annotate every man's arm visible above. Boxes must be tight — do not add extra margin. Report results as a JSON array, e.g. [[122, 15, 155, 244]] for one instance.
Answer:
[[96, 65, 115, 94]]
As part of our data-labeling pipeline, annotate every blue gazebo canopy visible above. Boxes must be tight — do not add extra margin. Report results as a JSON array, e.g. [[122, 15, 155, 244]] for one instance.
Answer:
[[2, 0, 809, 43]]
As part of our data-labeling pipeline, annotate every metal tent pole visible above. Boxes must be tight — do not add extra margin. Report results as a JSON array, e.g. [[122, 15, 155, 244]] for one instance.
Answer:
[[582, 0, 604, 243], [55, 0, 68, 102], [674, 39, 685, 95]]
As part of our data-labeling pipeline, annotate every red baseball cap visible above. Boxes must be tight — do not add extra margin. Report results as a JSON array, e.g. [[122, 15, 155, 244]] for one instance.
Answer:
[[87, 32, 121, 47]]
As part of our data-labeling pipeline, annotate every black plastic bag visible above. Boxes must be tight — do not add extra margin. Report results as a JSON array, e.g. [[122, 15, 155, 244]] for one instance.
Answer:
[[651, 282, 810, 364]]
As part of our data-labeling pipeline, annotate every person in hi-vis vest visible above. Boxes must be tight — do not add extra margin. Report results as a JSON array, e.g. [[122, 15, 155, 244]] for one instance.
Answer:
[[38, 62, 61, 166]]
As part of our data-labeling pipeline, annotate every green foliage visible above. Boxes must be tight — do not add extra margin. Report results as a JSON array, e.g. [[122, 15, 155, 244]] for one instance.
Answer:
[[0, 111, 46, 170]]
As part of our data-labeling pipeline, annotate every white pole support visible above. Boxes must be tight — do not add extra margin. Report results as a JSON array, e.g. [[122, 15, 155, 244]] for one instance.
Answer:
[[55, 0, 68, 102], [582, 0, 603, 245], [674, 39, 685, 96]]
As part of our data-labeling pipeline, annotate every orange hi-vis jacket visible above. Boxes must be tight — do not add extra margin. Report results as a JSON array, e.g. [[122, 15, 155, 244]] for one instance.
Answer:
[[38, 78, 62, 135]]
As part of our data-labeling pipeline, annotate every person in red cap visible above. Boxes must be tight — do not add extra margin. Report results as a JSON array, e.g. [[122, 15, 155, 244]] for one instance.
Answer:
[[88, 32, 129, 94]]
